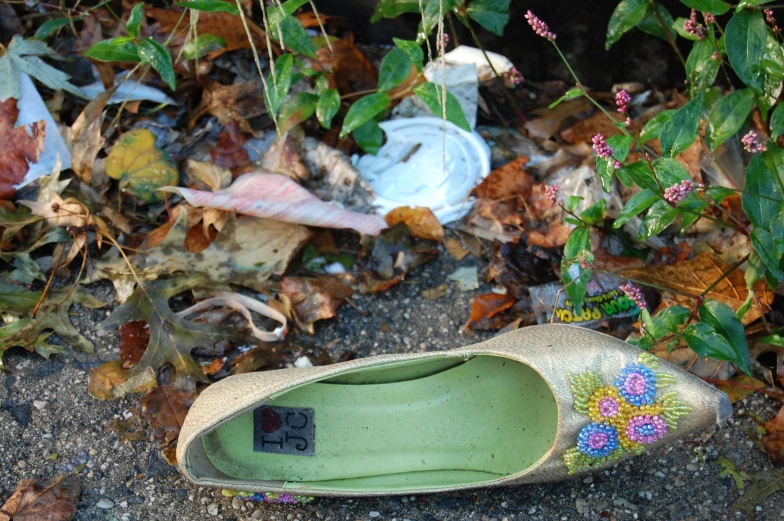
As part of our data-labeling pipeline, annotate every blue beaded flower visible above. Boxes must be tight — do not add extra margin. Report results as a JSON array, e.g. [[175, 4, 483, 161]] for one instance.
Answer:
[[613, 363, 657, 406], [577, 423, 619, 458]]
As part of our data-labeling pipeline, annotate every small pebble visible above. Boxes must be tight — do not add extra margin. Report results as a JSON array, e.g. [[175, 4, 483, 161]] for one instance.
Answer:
[[89, 448, 98, 456], [96, 498, 114, 509], [232, 497, 243, 510], [17, 461, 26, 469], [686, 463, 699, 471], [369, 512, 381, 518], [207, 503, 219, 516], [33, 400, 48, 410], [252, 509, 264, 520]]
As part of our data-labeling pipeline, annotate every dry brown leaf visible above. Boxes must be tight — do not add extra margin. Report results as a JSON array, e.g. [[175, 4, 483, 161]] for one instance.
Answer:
[[526, 223, 571, 248], [185, 159, 232, 192], [282, 274, 354, 334], [140, 375, 196, 447], [471, 156, 532, 200], [69, 88, 114, 185], [617, 252, 773, 324], [422, 284, 448, 300], [146, 8, 265, 59], [560, 110, 625, 144], [261, 134, 309, 181], [525, 98, 592, 140], [88, 360, 156, 400], [763, 406, 784, 464], [211, 121, 250, 172], [190, 82, 265, 132], [119, 320, 150, 369], [0, 475, 80, 521], [715, 374, 767, 403], [464, 293, 516, 332], [0, 98, 45, 199], [443, 237, 469, 260], [315, 36, 377, 94], [385, 206, 444, 241], [592, 248, 646, 272]]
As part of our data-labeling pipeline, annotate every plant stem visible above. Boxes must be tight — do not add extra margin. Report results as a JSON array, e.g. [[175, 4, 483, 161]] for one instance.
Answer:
[[700, 253, 751, 297], [651, 1, 688, 70]]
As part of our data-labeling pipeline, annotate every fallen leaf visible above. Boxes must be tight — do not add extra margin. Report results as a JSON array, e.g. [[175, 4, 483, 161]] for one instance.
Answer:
[[92, 276, 241, 398], [422, 284, 448, 300], [526, 222, 571, 248], [592, 248, 646, 272], [560, 110, 625, 144], [164, 171, 387, 235], [282, 274, 354, 334], [385, 206, 444, 241], [210, 121, 250, 172], [486, 242, 560, 299], [464, 293, 516, 332], [443, 237, 469, 260], [140, 371, 196, 446], [715, 374, 767, 403], [69, 88, 114, 185], [0, 474, 80, 521], [106, 416, 145, 444], [229, 342, 289, 375], [184, 160, 232, 192], [315, 36, 377, 94], [261, 134, 309, 181], [448, 266, 479, 292], [358, 224, 437, 293], [190, 81, 266, 131], [729, 465, 784, 520], [471, 156, 532, 200], [105, 128, 179, 203], [119, 320, 150, 368], [763, 406, 784, 464], [0, 36, 83, 101], [617, 252, 773, 325], [88, 361, 137, 401], [524, 98, 592, 140], [0, 98, 45, 198]]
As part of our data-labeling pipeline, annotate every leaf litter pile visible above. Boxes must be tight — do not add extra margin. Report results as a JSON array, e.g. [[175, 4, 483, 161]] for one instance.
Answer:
[[0, 1, 783, 518]]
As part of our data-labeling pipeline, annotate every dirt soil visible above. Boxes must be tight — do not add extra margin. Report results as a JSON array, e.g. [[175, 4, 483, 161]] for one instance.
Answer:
[[0, 252, 781, 521]]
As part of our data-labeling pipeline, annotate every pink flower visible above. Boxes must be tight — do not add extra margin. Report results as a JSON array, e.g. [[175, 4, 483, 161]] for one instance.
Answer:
[[625, 117, 633, 127], [711, 51, 721, 61], [592, 133, 614, 159], [663, 179, 702, 204], [766, 9, 781, 32], [703, 13, 715, 24], [505, 66, 524, 86], [742, 131, 767, 153], [545, 184, 560, 205], [613, 160, 622, 170], [620, 283, 646, 310], [684, 10, 706, 40], [525, 11, 556, 40], [615, 90, 631, 113], [626, 415, 668, 445]]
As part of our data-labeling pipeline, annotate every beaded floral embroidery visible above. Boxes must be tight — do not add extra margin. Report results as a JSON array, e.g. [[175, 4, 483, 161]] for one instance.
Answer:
[[563, 353, 690, 474]]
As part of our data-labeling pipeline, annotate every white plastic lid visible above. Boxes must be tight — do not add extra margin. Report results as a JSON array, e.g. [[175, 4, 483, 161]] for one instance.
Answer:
[[354, 117, 491, 223]]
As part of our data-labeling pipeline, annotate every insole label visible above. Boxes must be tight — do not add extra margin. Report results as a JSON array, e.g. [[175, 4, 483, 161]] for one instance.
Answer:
[[253, 406, 315, 456]]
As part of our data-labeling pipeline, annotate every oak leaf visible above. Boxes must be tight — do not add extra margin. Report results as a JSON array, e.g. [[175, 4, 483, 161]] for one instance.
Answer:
[[282, 274, 354, 334], [0, 475, 80, 521], [0, 98, 44, 198]]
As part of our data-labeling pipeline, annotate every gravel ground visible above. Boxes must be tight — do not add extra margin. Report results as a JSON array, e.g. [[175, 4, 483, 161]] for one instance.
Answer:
[[1, 250, 783, 521]]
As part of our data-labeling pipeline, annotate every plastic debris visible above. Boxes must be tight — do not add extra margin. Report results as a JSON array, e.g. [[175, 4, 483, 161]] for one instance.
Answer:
[[81, 70, 176, 106], [447, 266, 479, 292], [354, 117, 491, 223]]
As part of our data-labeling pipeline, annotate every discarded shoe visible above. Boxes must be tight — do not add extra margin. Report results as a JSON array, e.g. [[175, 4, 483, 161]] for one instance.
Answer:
[[178, 324, 730, 496]]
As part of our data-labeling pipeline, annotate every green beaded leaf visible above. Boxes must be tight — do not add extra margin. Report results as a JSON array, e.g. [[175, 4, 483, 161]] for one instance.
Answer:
[[655, 372, 678, 389], [638, 352, 660, 369], [568, 372, 603, 415], [656, 390, 691, 429], [564, 445, 624, 474]]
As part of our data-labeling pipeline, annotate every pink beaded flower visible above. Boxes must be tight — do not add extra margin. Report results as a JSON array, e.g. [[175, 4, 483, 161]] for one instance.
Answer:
[[592, 133, 613, 159], [663, 179, 702, 204], [525, 11, 556, 40], [626, 415, 668, 444], [615, 90, 631, 113], [684, 10, 706, 40], [742, 131, 767, 153], [545, 184, 560, 206]]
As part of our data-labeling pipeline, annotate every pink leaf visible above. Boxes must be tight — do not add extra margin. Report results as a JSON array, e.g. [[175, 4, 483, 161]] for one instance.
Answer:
[[162, 172, 387, 236]]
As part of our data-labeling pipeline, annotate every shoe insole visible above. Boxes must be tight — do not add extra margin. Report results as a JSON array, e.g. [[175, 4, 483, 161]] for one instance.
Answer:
[[201, 355, 558, 492]]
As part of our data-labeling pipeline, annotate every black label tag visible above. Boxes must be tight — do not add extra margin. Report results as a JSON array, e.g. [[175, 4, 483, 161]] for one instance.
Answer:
[[253, 406, 315, 456]]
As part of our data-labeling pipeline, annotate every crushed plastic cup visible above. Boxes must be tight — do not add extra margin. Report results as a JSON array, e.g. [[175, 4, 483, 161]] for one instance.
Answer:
[[353, 117, 491, 224]]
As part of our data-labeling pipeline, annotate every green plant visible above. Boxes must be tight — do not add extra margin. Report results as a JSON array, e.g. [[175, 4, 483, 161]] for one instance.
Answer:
[[527, 3, 784, 375]]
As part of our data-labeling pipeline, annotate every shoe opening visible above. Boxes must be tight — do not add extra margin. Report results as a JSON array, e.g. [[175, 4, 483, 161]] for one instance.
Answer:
[[200, 355, 558, 492]]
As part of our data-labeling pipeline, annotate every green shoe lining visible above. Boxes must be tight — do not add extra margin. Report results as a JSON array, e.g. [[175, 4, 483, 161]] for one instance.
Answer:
[[201, 355, 558, 492]]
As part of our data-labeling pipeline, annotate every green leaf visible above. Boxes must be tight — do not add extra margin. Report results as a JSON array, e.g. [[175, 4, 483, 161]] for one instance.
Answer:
[[650, 305, 690, 338], [596, 134, 633, 192], [706, 89, 755, 149], [137, 38, 176, 90], [340, 93, 390, 139], [759, 332, 784, 347], [566, 195, 583, 213], [0, 36, 85, 101], [466, 0, 510, 36], [377, 48, 413, 92], [756, 30, 784, 120], [678, 0, 731, 14], [750, 228, 784, 283], [614, 189, 660, 228], [742, 146, 784, 229], [659, 93, 704, 157], [316, 89, 341, 129], [352, 119, 384, 154], [34, 17, 79, 40], [418, 0, 461, 37], [674, 17, 702, 41], [413, 82, 471, 131], [84, 39, 141, 63], [127, 3, 144, 38], [580, 199, 606, 225], [683, 322, 751, 375], [637, 3, 675, 42], [606, 0, 648, 50], [548, 87, 583, 109], [561, 227, 593, 310], [564, 226, 590, 259], [698, 299, 750, 373], [640, 110, 675, 143], [182, 34, 226, 60], [726, 10, 767, 90], [268, 0, 310, 26], [706, 186, 736, 203], [393, 38, 424, 72], [619, 160, 657, 191], [277, 92, 318, 133], [371, 0, 420, 23], [770, 102, 784, 140], [652, 157, 691, 186], [677, 197, 709, 230], [686, 32, 721, 91], [638, 199, 680, 239], [263, 54, 294, 116], [270, 16, 317, 59], [175, 0, 239, 14]]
